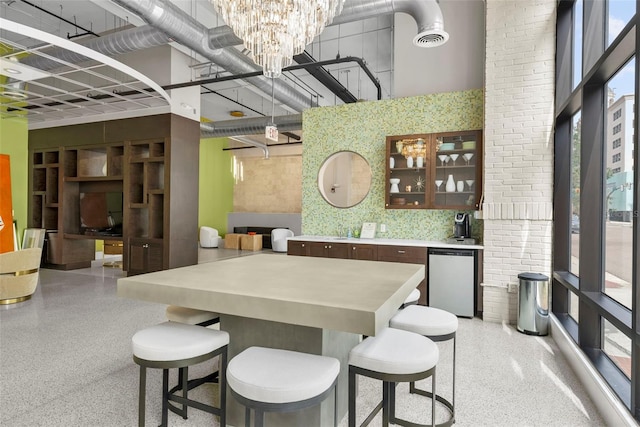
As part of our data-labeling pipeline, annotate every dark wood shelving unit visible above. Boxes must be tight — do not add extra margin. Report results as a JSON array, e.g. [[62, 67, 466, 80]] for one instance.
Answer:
[[28, 114, 199, 274]]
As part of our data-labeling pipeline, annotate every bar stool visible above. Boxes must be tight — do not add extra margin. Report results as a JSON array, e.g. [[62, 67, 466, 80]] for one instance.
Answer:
[[348, 327, 439, 427], [401, 288, 421, 308], [165, 305, 221, 418], [166, 305, 220, 327], [227, 346, 340, 427], [132, 321, 228, 427], [390, 305, 458, 426]]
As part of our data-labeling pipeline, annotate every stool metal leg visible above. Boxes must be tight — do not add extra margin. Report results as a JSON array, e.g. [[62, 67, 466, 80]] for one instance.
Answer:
[[180, 367, 189, 419], [161, 369, 169, 427], [349, 368, 356, 427], [382, 381, 390, 426], [245, 407, 251, 427], [255, 409, 264, 427], [138, 366, 146, 427]]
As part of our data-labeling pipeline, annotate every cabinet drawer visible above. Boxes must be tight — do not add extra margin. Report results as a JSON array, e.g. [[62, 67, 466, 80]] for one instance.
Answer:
[[377, 245, 426, 264]]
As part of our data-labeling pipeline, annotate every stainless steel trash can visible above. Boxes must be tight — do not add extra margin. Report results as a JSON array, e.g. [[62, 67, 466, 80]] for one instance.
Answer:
[[516, 272, 549, 335]]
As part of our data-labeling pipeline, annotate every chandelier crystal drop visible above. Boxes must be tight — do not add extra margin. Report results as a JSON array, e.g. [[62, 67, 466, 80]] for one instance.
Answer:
[[211, 0, 345, 78]]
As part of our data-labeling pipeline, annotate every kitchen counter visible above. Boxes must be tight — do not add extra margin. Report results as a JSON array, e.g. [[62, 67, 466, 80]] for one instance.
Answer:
[[288, 235, 483, 250]]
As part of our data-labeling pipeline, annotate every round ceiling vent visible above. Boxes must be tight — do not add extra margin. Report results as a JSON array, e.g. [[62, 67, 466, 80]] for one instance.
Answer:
[[413, 30, 450, 48]]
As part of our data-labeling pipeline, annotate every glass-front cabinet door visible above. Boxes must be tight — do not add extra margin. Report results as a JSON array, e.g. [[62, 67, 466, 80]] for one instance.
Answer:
[[430, 130, 482, 210], [385, 134, 430, 209], [385, 130, 482, 210]]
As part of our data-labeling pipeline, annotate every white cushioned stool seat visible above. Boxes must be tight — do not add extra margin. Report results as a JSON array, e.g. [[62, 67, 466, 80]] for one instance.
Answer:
[[227, 346, 340, 427], [403, 288, 421, 306], [349, 327, 438, 375], [390, 305, 458, 337], [166, 305, 220, 326], [132, 321, 229, 361]]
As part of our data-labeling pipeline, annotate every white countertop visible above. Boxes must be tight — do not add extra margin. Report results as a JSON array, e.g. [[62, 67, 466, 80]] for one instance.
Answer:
[[288, 235, 483, 250]]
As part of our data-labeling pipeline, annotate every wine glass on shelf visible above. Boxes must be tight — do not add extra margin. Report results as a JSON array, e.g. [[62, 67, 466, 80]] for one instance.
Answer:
[[435, 180, 443, 192], [449, 154, 459, 166], [466, 180, 475, 191], [438, 154, 448, 166], [463, 153, 474, 165]]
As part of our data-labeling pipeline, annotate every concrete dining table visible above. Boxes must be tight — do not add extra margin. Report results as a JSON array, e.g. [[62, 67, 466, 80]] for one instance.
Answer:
[[117, 253, 424, 426]]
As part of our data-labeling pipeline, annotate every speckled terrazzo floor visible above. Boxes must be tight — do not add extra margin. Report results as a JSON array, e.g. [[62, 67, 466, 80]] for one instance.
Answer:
[[0, 251, 605, 427]]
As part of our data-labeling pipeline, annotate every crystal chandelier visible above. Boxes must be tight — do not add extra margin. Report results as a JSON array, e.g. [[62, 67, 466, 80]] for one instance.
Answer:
[[211, 0, 345, 78]]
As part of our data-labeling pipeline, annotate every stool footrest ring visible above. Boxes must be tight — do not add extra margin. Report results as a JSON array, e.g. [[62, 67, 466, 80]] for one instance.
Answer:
[[391, 384, 454, 427]]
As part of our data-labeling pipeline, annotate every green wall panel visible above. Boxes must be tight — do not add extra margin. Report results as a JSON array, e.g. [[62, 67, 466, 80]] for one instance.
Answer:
[[0, 117, 28, 242], [302, 89, 484, 240], [199, 137, 234, 235]]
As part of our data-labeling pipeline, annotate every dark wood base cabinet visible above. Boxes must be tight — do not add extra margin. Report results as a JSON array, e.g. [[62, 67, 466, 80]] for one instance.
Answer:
[[288, 240, 427, 306], [128, 239, 164, 276]]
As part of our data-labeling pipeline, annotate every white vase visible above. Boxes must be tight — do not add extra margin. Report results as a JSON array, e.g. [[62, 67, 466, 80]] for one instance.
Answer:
[[457, 180, 464, 192], [416, 156, 424, 168], [390, 157, 395, 168], [406, 157, 414, 168], [445, 174, 456, 193]]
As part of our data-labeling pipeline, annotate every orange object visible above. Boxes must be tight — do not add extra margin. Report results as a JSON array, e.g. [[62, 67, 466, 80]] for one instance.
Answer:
[[248, 231, 257, 235], [0, 154, 14, 253]]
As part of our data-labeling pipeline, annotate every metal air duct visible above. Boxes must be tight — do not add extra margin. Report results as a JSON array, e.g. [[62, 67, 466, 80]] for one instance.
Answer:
[[112, 0, 313, 112], [333, 0, 449, 47], [200, 114, 303, 138]]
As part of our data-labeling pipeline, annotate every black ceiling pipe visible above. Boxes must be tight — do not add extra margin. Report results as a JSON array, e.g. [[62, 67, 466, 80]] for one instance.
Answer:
[[293, 51, 358, 104]]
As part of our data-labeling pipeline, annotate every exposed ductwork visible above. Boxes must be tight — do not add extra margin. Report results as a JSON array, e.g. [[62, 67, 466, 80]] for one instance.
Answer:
[[10, 0, 447, 139], [200, 114, 303, 138], [112, 0, 313, 112], [334, 0, 448, 47]]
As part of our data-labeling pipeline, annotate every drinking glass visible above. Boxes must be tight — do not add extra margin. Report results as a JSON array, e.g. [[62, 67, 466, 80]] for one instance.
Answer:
[[449, 154, 459, 166], [463, 153, 474, 165], [435, 180, 443, 192], [466, 180, 475, 190], [438, 155, 448, 166]]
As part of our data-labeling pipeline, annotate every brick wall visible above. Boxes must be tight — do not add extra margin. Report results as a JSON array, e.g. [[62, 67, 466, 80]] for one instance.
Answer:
[[482, 0, 556, 323]]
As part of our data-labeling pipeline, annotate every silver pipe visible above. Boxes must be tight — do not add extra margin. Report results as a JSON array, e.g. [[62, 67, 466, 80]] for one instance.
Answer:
[[200, 114, 303, 138], [333, 0, 448, 47], [20, 25, 171, 71], [112, 0, 312, 112]]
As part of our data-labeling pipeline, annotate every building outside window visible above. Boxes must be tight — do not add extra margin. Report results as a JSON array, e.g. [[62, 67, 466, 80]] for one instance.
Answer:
[[554, 0, 637, 416]]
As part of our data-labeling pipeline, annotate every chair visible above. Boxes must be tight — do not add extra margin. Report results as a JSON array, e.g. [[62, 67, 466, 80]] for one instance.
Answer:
[[200, 226, 219, 248], [21, 228, 45, 249], [348, 327, 439, 427], [271, 228, 294, 253], [0, 248, 42, 305], [389, 305, 458, 426], [132, 321, 228, 427], [227, 346, 340, 427]]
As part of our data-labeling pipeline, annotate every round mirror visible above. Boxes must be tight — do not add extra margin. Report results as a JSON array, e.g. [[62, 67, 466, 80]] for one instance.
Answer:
[[318, 151, 372, 208]]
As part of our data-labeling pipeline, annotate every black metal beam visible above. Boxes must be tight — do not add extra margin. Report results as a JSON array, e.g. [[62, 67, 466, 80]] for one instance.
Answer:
[[293, 51, 358, 103]]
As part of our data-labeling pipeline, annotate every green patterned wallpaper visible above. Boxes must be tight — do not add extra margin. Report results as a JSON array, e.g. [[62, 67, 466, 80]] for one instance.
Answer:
[[302, 89, 484, 241]]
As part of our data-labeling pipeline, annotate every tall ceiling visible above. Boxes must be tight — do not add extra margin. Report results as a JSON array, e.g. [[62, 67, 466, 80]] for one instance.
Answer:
[[0, 0, 485, 145]]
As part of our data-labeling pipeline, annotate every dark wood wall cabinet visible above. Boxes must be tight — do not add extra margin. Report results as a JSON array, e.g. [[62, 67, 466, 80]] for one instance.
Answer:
[[386, 130, 482, 210], [29, 114, 199, 275]]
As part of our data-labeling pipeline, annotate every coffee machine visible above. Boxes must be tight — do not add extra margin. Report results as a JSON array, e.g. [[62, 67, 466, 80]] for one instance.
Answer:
[[452, 213, 472, 242]]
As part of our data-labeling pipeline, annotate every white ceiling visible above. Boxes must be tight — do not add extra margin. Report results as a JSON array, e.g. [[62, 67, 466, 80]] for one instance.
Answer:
[[0, 0, 485, 146]]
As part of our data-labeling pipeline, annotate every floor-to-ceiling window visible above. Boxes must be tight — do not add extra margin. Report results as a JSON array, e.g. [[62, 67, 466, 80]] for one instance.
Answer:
[[554, 0, 638, 416]]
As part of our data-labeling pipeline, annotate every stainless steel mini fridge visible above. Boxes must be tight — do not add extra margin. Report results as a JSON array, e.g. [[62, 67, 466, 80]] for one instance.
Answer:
[[428, 248, 475, 317]]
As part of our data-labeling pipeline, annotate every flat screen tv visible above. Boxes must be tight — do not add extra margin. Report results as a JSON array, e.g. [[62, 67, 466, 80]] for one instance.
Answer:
[[79, 192, 123, 235]]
